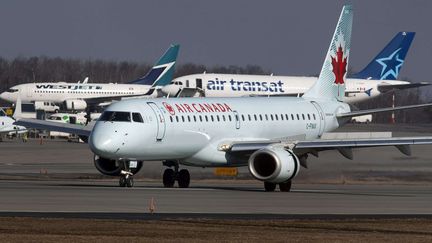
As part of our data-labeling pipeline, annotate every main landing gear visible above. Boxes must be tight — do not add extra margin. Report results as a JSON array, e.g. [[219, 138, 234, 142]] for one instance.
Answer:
[[264, 180, 292, 192], [162, 160, 190, 188], [119, 161, 135, 188]]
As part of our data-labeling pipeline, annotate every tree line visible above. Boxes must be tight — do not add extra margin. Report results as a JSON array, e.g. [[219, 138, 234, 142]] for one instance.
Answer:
[[0, 56, 429, 123]]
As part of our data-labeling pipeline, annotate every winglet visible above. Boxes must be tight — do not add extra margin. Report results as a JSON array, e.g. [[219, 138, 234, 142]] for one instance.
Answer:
[[129, 44, 180, 87], [12, 92, 22, 120], [352, 32, 415, 80]]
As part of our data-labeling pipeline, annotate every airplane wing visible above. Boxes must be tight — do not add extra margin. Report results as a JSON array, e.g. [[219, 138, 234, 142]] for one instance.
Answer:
[[80, 89, 154, 105], [14, 119, 93, 137], [377, 82, 430, 93], [337, 103, 432, 119], [225, 134, 432, 163]]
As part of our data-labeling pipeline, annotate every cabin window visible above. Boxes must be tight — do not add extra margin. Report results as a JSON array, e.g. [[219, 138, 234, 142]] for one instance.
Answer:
[[222, 115, 226, 121], [259, 114, 263, 121], [181, 116, 185, 122], [176, 116, 179, 122], [211, 115, 214, 122], [205, 116, 208, 122], [241, 115, 245, 121], [265, 114, 268, 120], [228, 115, 232, 121], [307, 114, 311, 120], [285, 114, 289, 120], [313, 114, 316, 120], [187, 116, 191, 122], [199, 115, 203, 122], [170, 116, 173, 122], [132, 113, 144, 123], [248, 114, 251, 121], [254, 114, 257, 121], [296, 114, 300, 120], [216, 115, 220, 122], [302, 114, 305, 120], [193, 116, 197, 122]]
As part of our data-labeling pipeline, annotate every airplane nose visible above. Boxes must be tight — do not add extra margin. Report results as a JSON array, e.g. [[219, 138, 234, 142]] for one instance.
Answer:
[[161, 85, 178, 96], [89, 129, 118, 157]]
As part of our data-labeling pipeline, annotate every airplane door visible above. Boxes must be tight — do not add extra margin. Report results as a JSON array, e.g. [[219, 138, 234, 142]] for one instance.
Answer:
[[311, 101, 325, 136], [233, 111, 240, 129], [147, 102, 166, 141], [196, 79, 203, 89]]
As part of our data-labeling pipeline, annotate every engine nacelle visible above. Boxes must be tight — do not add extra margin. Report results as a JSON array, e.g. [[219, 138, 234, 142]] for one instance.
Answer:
[[64, 99, 87, 110], [248, 147, 300, 183], [94, 155, 143, 176]]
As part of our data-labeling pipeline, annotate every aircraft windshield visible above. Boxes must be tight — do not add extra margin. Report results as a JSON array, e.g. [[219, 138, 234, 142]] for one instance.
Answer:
[[99, 111, 131, 122], [7, 88, 18, 93]]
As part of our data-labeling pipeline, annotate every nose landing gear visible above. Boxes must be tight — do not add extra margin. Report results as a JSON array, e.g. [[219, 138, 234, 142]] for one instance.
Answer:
[[162, 160, 190, 188], [118, 160, 136, 188]]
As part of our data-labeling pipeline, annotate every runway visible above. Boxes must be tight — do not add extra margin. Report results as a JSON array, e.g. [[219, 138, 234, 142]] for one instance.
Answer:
[[0, 123, 432, 218], [0, 179, 431, 216]]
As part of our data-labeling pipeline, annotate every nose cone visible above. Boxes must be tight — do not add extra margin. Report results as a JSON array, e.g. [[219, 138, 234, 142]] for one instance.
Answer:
[[0, 92, 8, 101], [89, 126, 119, 158], [161, 84, 180, 96]]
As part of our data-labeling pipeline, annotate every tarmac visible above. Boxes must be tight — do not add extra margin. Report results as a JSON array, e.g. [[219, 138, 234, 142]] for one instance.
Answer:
[[0, 123, 432, 219]]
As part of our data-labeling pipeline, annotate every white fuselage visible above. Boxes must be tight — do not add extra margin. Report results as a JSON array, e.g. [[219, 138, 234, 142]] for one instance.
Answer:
[[89, 97, 350, 167], [161, 74, 409, 103], [0, 82, 154, 104]]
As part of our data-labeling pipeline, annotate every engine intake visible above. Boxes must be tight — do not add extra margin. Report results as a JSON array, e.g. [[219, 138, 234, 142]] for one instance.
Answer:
[[248, 147, 300, 183], [94, 155, 143, 176]]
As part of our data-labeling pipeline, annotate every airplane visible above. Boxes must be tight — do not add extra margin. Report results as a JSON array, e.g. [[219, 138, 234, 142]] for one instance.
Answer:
[[15, 5, 432, 191], [0, 107, 26, 140], [161, 32, 429, 103], [0, 44, 180, 111]]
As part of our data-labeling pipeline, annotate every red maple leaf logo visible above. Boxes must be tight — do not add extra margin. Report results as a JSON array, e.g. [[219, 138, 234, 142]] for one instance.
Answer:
[[163, 102, 175, 115], [331, 45, 347, 85]]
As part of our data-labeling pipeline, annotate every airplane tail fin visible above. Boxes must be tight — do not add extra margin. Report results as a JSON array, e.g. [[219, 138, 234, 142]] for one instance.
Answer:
[[302, 5, 353, 101], [351, 32, 415, 80], [129, 44, 180, 87]]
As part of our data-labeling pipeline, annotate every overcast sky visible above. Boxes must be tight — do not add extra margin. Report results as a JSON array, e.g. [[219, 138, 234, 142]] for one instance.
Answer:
[[0, 0, 431, 83]]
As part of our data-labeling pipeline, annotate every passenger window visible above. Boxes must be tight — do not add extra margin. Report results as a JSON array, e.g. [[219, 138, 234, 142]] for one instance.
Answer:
[[176, 116, 179, 122], [187, 116, 191, 122], [254, 114, 257, 121], [229, 115, 232, 121], [217, 115, 220, 122], [265, 114, 268, 120], [248, 114, 251, 121], [222, 115, 226, 121], [259, 114, 263, 121], [302, 114, 305, 120], [285, 114, 289, 120], [199, 115, 203, 122], [170, 116, 173, 122], [211, 115, 214, 122], [307, 114, 311, 120], [241, 115, 245, 121], [313, 114, 316, 120], [205, 116, 208, 122], [181, 116, 185, 122], [132, 113, 144, 123], [193, 116, 197, 122], [296, 114, 300, 120]]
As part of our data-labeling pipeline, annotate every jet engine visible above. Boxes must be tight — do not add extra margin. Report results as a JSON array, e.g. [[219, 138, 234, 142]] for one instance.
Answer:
[[248, 147, 300, 183], [64, 100, 87, 110], [94, 155, 143, 176]]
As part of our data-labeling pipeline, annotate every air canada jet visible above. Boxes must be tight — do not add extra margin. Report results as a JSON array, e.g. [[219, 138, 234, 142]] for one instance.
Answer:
[[15, 5, 432, 191], [162, 32, 428, 103], [0, 44, 180, 110]]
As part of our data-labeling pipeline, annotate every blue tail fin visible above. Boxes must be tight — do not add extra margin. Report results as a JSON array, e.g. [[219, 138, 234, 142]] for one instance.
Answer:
[[129, 44, 180, 86], [351, 32, 415, 80]]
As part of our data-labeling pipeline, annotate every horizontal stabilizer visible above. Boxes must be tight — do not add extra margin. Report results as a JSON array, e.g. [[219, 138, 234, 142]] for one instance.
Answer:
[[337, 103, 432, 119], [377, 82, 430, 93]]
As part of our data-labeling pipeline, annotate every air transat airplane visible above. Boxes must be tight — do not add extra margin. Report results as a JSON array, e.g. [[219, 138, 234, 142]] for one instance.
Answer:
[[15, 5, 432, 191], [162, 32, 429, 103], [0, 44, 180, 110]]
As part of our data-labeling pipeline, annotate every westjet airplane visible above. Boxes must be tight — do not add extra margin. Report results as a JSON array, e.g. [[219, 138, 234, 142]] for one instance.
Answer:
[[15, 5, 432, 191], [162, 32, 428, 103], [0, 44, 180, 110]]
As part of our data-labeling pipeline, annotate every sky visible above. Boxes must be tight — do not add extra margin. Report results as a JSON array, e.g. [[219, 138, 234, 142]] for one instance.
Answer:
[[0, 0, 431, 83]]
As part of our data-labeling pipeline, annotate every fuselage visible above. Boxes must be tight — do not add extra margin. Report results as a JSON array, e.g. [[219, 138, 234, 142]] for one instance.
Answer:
[[89, 97, 350, 167], [0, 82, 153, 104], [161, 73, 410, 103]]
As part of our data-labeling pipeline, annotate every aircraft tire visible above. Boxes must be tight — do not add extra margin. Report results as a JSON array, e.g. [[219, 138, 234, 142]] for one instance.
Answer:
[[119, 176, 127, 187], [126, 177, 134, 188], [178, 169, 190, 188], [264, 182, 276, 192], [163, 169, 175, 188], [279, 180, 292, 192]]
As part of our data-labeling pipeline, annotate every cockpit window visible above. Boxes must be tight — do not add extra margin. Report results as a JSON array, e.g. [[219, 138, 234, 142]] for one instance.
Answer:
[[99, 111, 131, 122], [7, 88, 18, 93], [172, 81, 183, 85], [132, 112, 143, 123]]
